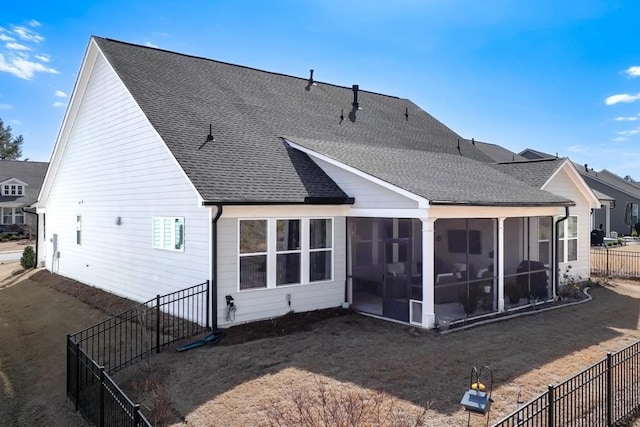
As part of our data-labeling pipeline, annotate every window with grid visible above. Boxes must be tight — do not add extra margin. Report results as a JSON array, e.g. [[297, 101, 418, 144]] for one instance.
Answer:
[[239, 220, 268, 290], [558, 215, 578, 263], [309, 219, 333, 282]]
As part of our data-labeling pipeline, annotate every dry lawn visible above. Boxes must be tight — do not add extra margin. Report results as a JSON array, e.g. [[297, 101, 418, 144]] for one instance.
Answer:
[[115, 278, 640, 427], [0, 240, 34, 253], [1, 263, 639, 426]]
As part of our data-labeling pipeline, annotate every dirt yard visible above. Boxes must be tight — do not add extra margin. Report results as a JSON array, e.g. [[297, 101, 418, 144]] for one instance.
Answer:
[[0, 240, 34, 253], [1, 265, 639, 426]]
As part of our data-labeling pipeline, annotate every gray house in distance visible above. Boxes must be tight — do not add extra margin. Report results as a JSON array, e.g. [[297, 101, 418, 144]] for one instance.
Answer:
[[0, 160, 48, 235], [519, 148, 638, 237]]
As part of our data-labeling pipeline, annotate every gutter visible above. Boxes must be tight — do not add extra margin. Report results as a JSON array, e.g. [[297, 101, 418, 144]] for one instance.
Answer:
[[554, 206, 570, 297], [211, 205, 223, 330], [202, 197, 354, 206]]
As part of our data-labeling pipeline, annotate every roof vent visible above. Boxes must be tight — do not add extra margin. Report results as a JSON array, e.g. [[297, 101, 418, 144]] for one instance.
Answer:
[[199, 124, 215, 149], [471, 137, 475, 145], [404, 107, 409, 121], [306, 69, 316, 90], [352, 84, 360, 110], [584, 163, 588, 172], [339, 108, 345, 124]]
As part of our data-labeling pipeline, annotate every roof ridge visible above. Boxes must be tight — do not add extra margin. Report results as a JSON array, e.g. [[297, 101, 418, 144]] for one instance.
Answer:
[[96, 36, 402, 100], [495, 157, 563, 165]]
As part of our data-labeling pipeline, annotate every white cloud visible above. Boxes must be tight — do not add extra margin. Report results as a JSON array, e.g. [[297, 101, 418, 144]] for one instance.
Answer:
[[10, 119, 21, 125], [626, 66, 640, 77], [12, 25, 44, 43], [612, 137, 628, 142], [0, 52, 58, 79], [616, 128, 640, 136], [144, 41, 159, 48], [614, 116, 638, 121], [6, 42, 31, 51], [55, 90, 67, 98], [567, 145, 587, 152], [0, 103, 11, 109], [152, 32, 169, 37], [605, 93, 640, 105], [0, 22, 56, 80], [52, 101, 66, 108]]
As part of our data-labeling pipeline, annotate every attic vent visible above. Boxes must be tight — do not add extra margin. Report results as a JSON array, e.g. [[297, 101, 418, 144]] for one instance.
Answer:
[[306, 69, 316, 90], [404, 107, 409, 121], [199, 124, 215, 150], [471, 138, 475, 145], [352, 84, 360, 110]]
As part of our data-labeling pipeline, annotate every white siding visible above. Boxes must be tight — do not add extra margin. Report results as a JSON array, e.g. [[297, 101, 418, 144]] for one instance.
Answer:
[[544, 168, 592, 280], [216, 214, 346, 326], [43, 53, 209, 302], [312, 157, 419, 209]]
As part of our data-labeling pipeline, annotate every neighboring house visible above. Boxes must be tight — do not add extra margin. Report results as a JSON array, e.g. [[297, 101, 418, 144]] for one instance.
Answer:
[[0, 160, 48, 235], [35, 37, 599, 330], [520, 148, 638, 237]]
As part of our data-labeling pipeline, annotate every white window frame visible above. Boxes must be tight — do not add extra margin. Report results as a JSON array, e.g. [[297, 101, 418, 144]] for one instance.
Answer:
[[152, 216, 185, 252], [309, 218, 333, 283], [276, 218, 302, 286], [1, 207, 24, 225], [558, 215, 578, 263], [1, 181, 25, 196], [239, 219, 269, 290], [237, 217, 334, 292]]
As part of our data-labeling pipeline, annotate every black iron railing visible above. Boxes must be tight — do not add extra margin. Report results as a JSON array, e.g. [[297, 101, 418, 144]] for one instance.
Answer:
[[493, 340, 640, 426], [591, 247, 640, 279], [67, 280, 210, 426]]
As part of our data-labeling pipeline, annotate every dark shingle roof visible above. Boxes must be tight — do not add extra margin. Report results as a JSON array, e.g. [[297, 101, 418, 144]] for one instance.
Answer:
[[290, 137, 572, 205], [490, 158, 567, 189], [0, 160, 48, 205], [474, 141, 527, 162], [519, 148, 555, 160], [93, 37, 569, 206]]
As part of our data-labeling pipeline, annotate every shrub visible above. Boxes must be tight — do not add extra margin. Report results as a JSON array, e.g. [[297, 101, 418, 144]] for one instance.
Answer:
[[20, 246, 36, 269]]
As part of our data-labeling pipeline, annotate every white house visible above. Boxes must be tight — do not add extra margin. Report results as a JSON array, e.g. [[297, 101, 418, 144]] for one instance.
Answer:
[[35, 37, 599, 330], [0, 160, 48, 237]]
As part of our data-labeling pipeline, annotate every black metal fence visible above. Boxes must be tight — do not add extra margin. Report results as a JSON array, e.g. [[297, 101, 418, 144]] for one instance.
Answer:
[[67, 280, 210, 426], [493, 340, 640, 426], [591, 247, 640, 279]]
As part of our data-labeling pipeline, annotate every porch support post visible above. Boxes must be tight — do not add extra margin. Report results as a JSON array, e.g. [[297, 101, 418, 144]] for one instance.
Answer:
[[421, 217, 436, 328], [498, 217, 505, 312]]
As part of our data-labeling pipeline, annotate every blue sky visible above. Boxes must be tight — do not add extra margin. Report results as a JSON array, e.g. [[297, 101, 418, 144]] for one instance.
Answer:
[[1, 1, 640, 177]]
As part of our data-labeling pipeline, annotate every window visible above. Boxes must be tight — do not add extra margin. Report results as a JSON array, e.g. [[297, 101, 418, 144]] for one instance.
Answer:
[[1, 207, 24, 225], [558, 215, 578, 263], [239, 220, 267, 290], [238, 218, 334, 291], [1, 184, 24, 196], [538, 216, 552, 266], [76, 215, 82, 245], [152, 217, 185, 251], [1, 207, 11, 224], [309, 219, 332, 282], [276, 219, 301, 286]]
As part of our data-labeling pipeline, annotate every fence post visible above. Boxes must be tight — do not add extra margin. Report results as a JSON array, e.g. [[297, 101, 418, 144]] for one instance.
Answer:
[[206, 280, 210, 330], [607, 352, 612, 426], [134, 403, 141, 426], [156, 295, 161, 354], [75, 340, 80, 412], [547, 384, 554, 426], [606, 246, 609, 277], [99, 367, 105, 427]]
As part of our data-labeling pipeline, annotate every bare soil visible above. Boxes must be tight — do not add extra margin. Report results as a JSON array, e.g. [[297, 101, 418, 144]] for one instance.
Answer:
[[1, 267, 639, 426]]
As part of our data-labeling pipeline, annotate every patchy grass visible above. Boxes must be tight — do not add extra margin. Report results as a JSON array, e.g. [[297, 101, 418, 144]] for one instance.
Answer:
[[113, 279, 640, 426]]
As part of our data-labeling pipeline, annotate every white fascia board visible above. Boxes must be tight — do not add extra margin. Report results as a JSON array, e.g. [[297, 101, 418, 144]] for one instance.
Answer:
[[285, 139, 430, 209], [542, 159, 600, 209]]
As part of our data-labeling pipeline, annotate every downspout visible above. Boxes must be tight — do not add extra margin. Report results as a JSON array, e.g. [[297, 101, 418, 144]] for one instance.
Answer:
[[211, 205, 223, 330], [554, 206, 570, 298], [22, 208, 38, 266]]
